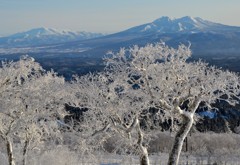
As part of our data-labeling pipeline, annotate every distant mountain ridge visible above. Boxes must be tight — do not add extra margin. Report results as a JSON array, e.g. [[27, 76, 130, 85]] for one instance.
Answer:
[[0, 27, 104, 47], [1, 16, 240, 61], [45, 16, 238, 60], [123, 16, 240, 34], [1, 16, 240, 81]]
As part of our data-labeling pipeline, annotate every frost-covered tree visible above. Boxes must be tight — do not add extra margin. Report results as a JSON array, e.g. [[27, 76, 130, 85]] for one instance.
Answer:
[[101, 42, 240, 165], [0, 57, 67, 165], [68, 71, 160, 165]]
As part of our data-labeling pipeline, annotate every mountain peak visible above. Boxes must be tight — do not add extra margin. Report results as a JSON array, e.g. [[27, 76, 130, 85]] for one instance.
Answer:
[[153, 16, 200, 25], [26, 27, 57, 35], [1, 27, 105, 47], [153, 16, 175, 23], [180, 16, 195, 20], [179, 16, 197, 22], [123, 16, 240, 34]]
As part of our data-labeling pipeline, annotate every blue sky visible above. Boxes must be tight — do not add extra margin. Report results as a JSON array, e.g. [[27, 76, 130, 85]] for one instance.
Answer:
[[0, 0, 239, 35]]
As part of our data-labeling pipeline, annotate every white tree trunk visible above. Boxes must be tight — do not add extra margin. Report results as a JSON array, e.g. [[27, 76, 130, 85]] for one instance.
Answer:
[[136, 119, 150, 165], [6, 138, 15, 165], [167, 114, 193, 165], [22, 139, 29, 165], [139, 146, 150, 165]]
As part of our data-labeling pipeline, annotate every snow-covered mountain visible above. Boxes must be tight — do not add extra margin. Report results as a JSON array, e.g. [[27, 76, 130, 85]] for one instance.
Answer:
[[71, 16, 240, 58], [122, 16, 240, 34], [0, 27, 104, 47], [1, 16, 240, 81], [1, 16, 240, 60]]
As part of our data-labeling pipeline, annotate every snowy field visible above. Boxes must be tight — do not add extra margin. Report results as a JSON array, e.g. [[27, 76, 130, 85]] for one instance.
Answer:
[[1, 132, 240, 165], [1, 151, 240, 165]]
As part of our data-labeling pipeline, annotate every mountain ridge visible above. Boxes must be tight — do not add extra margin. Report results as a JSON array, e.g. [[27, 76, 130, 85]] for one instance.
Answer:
[[120, 16, 240, 34], [1, 16, 240, 59], [0, 27, 104, 47], [1, 16, 240, 80]]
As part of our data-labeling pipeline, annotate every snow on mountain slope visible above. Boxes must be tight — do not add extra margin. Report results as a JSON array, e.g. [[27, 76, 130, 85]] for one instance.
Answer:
[[1, 16, 240, 58], [123, 16, 240, 34], [0, 27, 104, 47]]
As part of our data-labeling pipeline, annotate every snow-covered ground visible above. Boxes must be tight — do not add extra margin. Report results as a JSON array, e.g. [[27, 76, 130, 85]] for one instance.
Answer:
[[1, 132, 240, 165], [1, 150, 239, 165]]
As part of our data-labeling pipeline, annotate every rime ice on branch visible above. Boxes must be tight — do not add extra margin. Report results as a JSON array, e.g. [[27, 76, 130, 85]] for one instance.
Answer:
[[0, 56, 67, 165], [76, 42, 240, 165]]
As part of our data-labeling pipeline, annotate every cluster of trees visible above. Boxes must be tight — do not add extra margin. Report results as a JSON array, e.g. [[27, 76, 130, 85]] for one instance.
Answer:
[[0, 43, 240, 165], [0, 57, 69, 165]]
